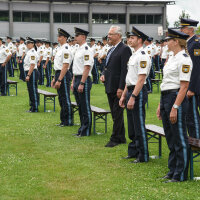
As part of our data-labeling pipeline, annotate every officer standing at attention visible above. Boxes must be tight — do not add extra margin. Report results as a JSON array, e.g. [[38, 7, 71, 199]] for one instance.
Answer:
[[180, 18, 200, 139], [42, 41, 52, 87], [119, 27, 150, 163], [51, 28, 73, 127], [0, 38, 12, 96], [36, 40, 44, 85], [71, 27, 94, 137], [6, 36, 14, 77], [12, 41, 17, 69], [17, 37, 26, 81], [52, 42, 59, 62], [156, 29, 192, 182], [24, 37, 39, 112]]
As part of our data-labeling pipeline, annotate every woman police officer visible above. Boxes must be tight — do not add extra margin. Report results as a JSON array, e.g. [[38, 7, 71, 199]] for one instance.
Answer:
[[156, 29, 193, 182], [24, 37, 39, 112]]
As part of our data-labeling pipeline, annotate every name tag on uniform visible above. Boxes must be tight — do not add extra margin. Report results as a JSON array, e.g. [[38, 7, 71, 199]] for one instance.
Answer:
[[31, 56, 35, 60], [140, 61, 147, 68], [194, 49, 200, 56], [84, 55, 89, 61], [182, 65, 190, 73], [64, 53, 69, 59]]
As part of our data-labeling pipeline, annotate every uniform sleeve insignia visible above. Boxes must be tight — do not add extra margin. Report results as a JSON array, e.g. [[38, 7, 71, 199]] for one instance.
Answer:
[[194, 49, 200, 56], [182, 65, 190, 73], [65, 46, 68, 49], [6, 49, 9, 53], [64, 53, 69, 59], [84, 55, 89, 61], [40, 51, 43, 54], [140, 61, 147, 68], [85, 46, 88, 50], [141, 51, 145, 55], [31, 56, 35, 60]]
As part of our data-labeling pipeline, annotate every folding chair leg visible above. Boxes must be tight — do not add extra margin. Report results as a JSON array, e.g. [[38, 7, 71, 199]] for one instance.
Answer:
[[190, 148, 194, 180]]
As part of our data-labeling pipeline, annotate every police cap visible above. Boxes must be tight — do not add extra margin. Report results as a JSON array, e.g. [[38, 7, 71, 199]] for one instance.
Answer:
[[129, 26, 148, 41], [58, 28, 70, 38], [180, 18, 199, 28], [74, 27, 89, 36], [165, 28, 189, 40]]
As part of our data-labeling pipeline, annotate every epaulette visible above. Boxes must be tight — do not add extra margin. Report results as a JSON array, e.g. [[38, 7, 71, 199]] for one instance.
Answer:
[[85, 46, 88, 50], [3, 46, 5, 48], [32, 50, 34, 52], [183, 53, 188, 57], [65, 46, 68, 49], [141, 51, 145, 55]]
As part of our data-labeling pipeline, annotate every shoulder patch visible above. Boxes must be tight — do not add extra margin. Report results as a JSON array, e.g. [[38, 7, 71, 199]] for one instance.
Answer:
[[31, 56, 35, 60], [6, 49, 9, 53], [194, 49, 200, 56], [182, 65, 190, 73], [85, 46, 88, 50], [64, 53, 69, 59], [140, 61, 147, 68], [84, 55, 89, 61], [141, 51, 145, 55], [195, 39, 199, 42], [183, 53, 188, 57]]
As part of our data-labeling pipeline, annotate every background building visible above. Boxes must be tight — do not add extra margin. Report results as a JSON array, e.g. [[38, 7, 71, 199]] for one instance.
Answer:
[[0, 0, 175, 41]]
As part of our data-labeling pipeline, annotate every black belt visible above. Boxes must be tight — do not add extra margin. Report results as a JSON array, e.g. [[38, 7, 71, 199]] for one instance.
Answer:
[[55, 70, 61, 73], [161, 89, 179, 95], [127, 85, 135, 91], [74, 75, 82, 78]]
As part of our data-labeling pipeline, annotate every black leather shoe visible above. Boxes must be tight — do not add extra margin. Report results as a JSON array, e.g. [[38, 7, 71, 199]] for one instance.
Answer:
[[105, 141, 120, 147], [130, 158, 145, 163], [121, 156, 135, 159], [161, 175, 172, 180], [164, 179, 180, 183]]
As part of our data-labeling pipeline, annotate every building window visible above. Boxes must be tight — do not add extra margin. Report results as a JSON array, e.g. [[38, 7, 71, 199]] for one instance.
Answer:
[[130, 14, 162, 24], [13, 11, 22, 22], [54, 13, 61, 23], [92, 13, 126, 24], [62, 13, 70, 23], [32, 12, 40, 22], [80, 13, 88, 23], [0, 10, 9, 21], [71, 13, 79, 23], [22, 12, 31, 22], [41, 12, 49, 23], [154, 15, 162, 24]]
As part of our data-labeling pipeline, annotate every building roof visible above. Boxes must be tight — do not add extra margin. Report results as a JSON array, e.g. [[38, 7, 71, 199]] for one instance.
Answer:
[[7, 0, 175, 4]]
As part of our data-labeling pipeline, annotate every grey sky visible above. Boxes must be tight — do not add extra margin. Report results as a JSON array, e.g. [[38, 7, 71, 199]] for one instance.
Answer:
[[167, 0, 200, 26]]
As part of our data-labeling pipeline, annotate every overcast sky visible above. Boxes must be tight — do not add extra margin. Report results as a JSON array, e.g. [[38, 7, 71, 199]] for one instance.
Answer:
[[167, 0, 200, 27]]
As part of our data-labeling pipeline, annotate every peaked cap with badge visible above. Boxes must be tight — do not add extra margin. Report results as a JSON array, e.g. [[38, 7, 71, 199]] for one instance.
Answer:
[[129, 26, 149, 41]]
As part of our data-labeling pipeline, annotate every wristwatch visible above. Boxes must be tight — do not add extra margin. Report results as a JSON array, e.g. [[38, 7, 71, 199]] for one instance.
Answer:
[[131, 94, 137, 98], [80, 82, 85, 85], [173, 104, 179, 109]]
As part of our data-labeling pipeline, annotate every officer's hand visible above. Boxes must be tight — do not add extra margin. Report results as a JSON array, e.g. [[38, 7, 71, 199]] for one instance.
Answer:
[[187, 90, 195, 98], [51, 80, 55, 88], [170, 107, 177, 124], [70, 83, 74, 92], [127, 97, 135, 110], [78, 84, 84, 93], [25, 76, 30, 82], [156, 105, 162, 120], [100, 75, 105, 83], [119, 96, 125, 108], [55, 81, 61, 89], [117, 89, 123, 99], [43, 65, 46, 69], [1, 63, 6, 67], [20, 60, 22, 63], [37, 63, 40, 67]]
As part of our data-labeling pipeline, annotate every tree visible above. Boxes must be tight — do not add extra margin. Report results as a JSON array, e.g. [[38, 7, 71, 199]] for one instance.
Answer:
[[173, 10, 190, 28], [196, 26, 200, 35]]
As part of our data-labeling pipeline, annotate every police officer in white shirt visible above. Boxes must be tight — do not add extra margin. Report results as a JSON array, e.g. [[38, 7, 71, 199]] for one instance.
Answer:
[[18, 37, 26, 81], [42, 41, 52, 87], [0, 38, 12, 96], [12, 41, 17, 69], [52, 42, 59, 61], [36, 40, 45, 85], [6, 36, 14, 77], [71, 27, 94, 137], [119, 27, 151, 163], [154, 40, 161, 71], [156, 29, 192, 182], [24, 37, 39, 112], [51, 28, 73, 127], [160, 39, 168, 70]]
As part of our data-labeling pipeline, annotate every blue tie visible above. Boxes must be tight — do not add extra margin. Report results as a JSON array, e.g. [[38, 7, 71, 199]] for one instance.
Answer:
[[106, 47, 115, 66]]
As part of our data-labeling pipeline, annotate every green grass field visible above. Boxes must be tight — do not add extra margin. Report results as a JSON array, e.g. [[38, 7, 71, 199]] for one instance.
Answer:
[[0, 75, 200, 200]]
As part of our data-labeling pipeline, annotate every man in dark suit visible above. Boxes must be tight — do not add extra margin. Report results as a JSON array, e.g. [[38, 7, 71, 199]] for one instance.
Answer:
[[181, 18, 200, 139], [100, 25, 132, 147]]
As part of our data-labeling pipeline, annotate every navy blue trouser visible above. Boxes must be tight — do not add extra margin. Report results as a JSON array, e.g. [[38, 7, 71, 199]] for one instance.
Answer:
[[73, 76, 92, 136], [0, 64, 7, 95], [12, 54, 17, 68], [186, 95, 200, 139], [160, 91, 189, 181], [160, 58, 166, 71], [25, 70, 39, 112], [55, 70, 72, 126], [154, 55, 160, 71], [92, 58, 99, 84], [45, 60, 51, 87], [7, 59, 14, 77], [38, 61, 44, 85], [126, 86, 149, 162], [18, 57, 25, 81]]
